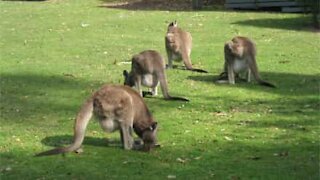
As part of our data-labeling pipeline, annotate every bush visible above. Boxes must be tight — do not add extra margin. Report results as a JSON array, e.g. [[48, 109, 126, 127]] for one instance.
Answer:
[[296, 0, 320, 29]]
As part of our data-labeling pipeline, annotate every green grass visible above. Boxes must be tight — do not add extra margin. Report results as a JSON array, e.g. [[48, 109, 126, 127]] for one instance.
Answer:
[[0, 0, 319, 179]]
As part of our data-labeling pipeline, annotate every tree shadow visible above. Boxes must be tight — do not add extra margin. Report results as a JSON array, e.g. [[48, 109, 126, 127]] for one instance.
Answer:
[[98, 0, 194, 11], [187, 72, 319, 96], [0, 73, 187, 124], [201, 94, 318, 125], [2, 0, 46, 1], [1, 74, 318, 178], [2, 134, 318, 179], [232, 15, 319, 32], [0, 73, 102, 122], [243, 115, 318, 131]]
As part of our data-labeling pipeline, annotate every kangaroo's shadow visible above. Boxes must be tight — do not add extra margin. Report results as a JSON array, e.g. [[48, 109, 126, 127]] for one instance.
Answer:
[[188, 74, 247, 84], [187, 72, 319, 96], [166, 65, 188, 70], [188, 74, 216, 83], [40, 135, 122, 148]]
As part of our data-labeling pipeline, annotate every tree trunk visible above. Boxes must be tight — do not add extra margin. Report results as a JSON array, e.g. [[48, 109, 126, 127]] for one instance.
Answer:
[[312, 13, 320, 29], [192, 0, 203, 10], [313, 0, 320, 29]]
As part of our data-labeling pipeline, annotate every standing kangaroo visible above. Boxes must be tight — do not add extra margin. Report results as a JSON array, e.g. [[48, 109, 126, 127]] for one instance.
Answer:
[[217, 36, 276, 88], [165, 21, 208, 73]]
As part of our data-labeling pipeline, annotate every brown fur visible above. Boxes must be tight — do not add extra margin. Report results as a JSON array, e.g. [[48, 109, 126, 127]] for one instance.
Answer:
[[123, 50, 189, 102], [36, 85, 158, 156], [165, 21, 208, 73], [217, 36, 276, 88]]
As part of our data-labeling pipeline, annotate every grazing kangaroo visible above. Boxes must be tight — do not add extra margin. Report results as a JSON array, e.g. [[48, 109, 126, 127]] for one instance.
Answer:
[[36, 85, 159, 156], [123, 50, 189, 102]]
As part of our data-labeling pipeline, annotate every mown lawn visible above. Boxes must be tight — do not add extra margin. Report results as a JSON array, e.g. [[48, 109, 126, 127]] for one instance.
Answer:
[[0, 0, 319, 179]]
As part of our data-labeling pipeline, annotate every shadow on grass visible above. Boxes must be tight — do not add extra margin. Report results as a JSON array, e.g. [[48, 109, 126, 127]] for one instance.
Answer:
[[0, 73, 187, 123], [2, 136, 319, 179], [0, 73, 102, 122], [39, 135, 121, 148], [232, 15, 319, 32], [1, 73, 318, 177], [187, 71, 319, 96], [98, 0, 193, 11], [99, 1, 228, 12], [200, 95, 319, 127], [2, 0, 46, 1]]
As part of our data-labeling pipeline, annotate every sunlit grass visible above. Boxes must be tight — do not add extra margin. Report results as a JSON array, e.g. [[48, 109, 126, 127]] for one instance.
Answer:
[[0, 0, 319, 179]]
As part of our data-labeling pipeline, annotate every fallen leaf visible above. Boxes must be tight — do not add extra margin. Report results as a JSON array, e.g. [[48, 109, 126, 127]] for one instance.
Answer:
[[224, 136, 233, 141], [63, 73, 75, 78], [213, 111, 227, 116], [274, 151, 289, 157], [81, 23, 90, 27], [5, 167, 12, 172], [184, 130, 191, 133], [167, 175, 176, 179], [178, 104, 185, 109], [237, 120, 252, 126], [176, 157, 187, 163], [117, 61, 131, 65]]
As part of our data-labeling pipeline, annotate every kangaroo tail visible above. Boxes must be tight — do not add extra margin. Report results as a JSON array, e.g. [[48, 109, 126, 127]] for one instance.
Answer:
[[190, 68, 208, 73], [35, 98, 94, 157], [217, 72, 227, 80], [166, 96, 189, 102], [258, 80, 276, 88]]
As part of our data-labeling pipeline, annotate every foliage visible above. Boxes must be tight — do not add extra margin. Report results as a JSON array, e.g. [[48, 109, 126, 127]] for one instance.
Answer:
[[295, 0, 320, 29], [0, 0, 319, 179]]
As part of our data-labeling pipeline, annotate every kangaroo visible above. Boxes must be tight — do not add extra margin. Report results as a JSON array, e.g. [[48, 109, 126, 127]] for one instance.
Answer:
[[165, 21, 208, 73], [36, 85, 159, 156], [216, 36, 276, 88], [123, 50, 189, 102]]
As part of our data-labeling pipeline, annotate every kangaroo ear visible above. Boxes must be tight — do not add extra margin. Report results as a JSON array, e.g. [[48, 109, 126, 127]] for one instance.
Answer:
[[132, 54, 141, 60], [123, 70, 128, 77], [151, 122, 158, 131], [174, 20, 177, 26]]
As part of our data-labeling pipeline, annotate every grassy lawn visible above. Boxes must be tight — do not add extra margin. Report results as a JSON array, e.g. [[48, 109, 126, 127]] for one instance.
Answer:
[[0, 0, 319, 179]]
